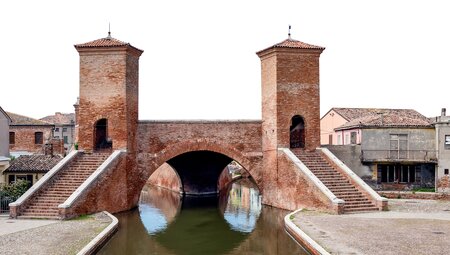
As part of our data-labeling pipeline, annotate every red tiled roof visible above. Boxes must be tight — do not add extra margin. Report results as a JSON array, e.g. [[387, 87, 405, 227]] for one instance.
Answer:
[[40, 112, 75, 125], [257, 38, 325, 54], [5, 154, 63, 173], [333, 108, 432, 130], [74, 35, 143, 52], [6, 112, 53, 126]]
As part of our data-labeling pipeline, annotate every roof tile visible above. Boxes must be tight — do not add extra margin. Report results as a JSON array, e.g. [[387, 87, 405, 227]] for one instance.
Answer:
[[6, 112, 52, 126], [5, 155, 62, 173], [257, 38, 325, 54], [333, 108, 432, 129]]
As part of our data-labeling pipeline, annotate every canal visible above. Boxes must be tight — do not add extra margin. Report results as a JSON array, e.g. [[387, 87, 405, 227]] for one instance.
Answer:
[[98, 178, 308, 254]]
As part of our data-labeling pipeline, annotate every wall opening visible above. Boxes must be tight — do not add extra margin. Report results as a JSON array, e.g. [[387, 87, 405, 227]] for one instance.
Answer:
[[94, 118, 111, 150], [290, 115, 305, 148]]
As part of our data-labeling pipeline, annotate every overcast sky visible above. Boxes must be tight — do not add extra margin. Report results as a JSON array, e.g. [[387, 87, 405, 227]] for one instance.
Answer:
[[1, 1, 449, 120]]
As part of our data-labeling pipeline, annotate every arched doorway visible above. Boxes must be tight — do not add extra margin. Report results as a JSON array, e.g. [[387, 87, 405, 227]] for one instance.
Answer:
[[94, 118, 111, 150], [290, 115, 305, 148]]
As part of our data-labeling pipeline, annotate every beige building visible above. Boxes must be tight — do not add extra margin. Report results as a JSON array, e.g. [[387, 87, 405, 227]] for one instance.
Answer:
[[2, 154, 62, 186]]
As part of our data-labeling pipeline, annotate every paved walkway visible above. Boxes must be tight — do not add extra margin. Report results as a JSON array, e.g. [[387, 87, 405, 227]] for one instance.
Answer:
[[0, 213, 111, 255], [292, 199, 450, 255]]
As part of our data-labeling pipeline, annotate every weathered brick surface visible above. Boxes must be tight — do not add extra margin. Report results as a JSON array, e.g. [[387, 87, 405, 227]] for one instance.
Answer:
[[9, 126, 53, 153], [135, 121, 263, 197], [76, 47, 142, 152], [258, 48, 323, 151], [146, 163, 182, 192], [262, 151, 334, 212]]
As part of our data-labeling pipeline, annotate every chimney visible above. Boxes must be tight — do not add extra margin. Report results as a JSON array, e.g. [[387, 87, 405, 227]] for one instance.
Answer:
[[442, 108, 446, 117]]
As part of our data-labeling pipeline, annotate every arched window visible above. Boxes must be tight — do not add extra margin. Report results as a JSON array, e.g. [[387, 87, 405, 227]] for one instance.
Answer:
[[94, 119, 111, 150], [34, 132, 43, 144], [290, 115, 305, 148]]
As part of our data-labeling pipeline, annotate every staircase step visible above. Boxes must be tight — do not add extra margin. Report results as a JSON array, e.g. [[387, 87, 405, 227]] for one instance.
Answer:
[[17, 152, 110, 218]]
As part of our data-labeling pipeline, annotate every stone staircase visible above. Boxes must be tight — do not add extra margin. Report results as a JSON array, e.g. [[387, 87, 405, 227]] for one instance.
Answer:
[[293, 149, 378, 213], [18, 152, 110, 219]]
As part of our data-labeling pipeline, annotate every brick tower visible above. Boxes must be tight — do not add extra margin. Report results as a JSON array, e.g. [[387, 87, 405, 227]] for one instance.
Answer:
[[257, 37, 325, 152], [74, 34, 143, 152]]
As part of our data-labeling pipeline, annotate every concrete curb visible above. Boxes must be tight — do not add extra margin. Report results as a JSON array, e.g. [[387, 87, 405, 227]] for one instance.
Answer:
[[76, 211, 118, 255], [284, 209, 330, 255]]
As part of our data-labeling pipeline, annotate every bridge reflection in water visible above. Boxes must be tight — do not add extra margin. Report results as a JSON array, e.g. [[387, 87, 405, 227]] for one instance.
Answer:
[[98, 179, 308, 255]]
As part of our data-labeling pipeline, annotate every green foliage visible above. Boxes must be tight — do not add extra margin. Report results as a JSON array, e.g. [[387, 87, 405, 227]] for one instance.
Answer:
[[412, 187, 435, 193], [0, 179, 29, 201]]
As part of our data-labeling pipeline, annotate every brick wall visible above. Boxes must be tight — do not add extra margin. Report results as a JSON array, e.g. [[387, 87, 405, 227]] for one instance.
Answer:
[[9, 126, 53, 153], [259, 49, 322, 151], [136, 120, 263, 195], [76, 47, 141, 152]]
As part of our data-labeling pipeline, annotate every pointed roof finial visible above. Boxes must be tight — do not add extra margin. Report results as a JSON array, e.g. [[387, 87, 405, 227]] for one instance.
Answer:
[[288, 25, 291, 39], [107, 22, 111, 39]]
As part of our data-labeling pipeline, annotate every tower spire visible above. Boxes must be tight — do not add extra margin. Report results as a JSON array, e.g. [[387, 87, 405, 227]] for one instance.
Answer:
[[107, 23, 111, 39], [288, 25, 291, 39]]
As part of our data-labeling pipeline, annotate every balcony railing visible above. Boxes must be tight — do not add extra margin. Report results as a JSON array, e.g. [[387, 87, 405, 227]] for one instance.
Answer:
[[361, 150, 437, 163]]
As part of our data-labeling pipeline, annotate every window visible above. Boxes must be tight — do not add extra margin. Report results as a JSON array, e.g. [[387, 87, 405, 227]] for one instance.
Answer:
[[9, 132, 15, 144], [378, 164, 416, 183], [54, 127, 59, 132], [328, 134, 333, 145], [35, 132, 43, 144], [445, 169, 449, 175], [337, 134, 342, 145], [350, 131, 357, 144], [63, 136, 68, 144], [8, 174, 33, 188], [344, 133, 350, 145], [62, 127, 67, 132], [390, 134, 408, 159], [445, 135, 450, 149]]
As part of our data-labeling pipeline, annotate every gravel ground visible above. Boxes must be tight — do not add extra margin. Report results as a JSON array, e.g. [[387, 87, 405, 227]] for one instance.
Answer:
[[0, 213, 111, 255], [292, 199, 450, 255]]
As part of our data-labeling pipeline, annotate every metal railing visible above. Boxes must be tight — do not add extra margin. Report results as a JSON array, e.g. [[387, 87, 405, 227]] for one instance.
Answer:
[[1, 183, 13, 214], [361, 150, 437, 162]]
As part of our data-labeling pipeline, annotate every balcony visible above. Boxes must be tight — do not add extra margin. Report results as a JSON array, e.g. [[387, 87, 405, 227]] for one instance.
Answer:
[[361, 150, 437, 163]]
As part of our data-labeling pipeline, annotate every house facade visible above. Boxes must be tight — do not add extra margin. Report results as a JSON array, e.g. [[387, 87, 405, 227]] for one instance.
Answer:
[[41, 112, 75, 152], [3, 154, 62, 187], [0, 107, 12, 178], [7, 112, 54, 156], [323, 108, 438, 191], [432, 108, 450, 192]]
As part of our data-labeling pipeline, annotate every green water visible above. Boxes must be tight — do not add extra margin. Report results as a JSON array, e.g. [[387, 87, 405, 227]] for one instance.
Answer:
[[98, 179, 308, 255]]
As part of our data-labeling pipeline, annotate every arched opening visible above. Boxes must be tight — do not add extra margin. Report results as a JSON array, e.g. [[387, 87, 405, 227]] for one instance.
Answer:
[[94, 118, 112, 150], [290, 115, 305, 148]]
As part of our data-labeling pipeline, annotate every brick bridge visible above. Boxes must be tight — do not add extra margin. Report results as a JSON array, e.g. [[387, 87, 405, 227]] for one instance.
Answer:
[[10, 34, 387, 219]]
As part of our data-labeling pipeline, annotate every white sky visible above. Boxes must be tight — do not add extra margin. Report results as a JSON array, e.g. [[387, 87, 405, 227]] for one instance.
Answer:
[[1, 0, 449, 120]]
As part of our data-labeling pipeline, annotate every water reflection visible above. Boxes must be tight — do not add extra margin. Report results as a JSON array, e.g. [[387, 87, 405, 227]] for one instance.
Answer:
[[99, 179, 308, 255], [221, 179, 261, 233]]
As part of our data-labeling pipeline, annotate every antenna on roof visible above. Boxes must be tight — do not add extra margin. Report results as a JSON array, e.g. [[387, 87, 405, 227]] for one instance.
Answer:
[[107, 22, 111, 39], [288, 25, 291, 39]]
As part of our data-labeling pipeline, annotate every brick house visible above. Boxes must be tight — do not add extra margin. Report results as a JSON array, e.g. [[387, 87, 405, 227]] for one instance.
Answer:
[[7, 112, 54, 156], [2, 154, 62, 187], [322, 108, 437, 191], [40, 112, 75, 152], [0, 107, 12, 178]]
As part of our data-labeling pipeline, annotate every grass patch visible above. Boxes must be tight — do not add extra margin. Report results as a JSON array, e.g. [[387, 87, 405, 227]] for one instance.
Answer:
[[289, 214, 295, 220], [412, 187, 435, 193]]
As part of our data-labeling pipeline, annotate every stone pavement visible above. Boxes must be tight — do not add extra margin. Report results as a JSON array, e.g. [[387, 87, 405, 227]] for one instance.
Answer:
[[0, 215, 58, 236], [0, 213, 111, 255], [292, 199, 450, 255]]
